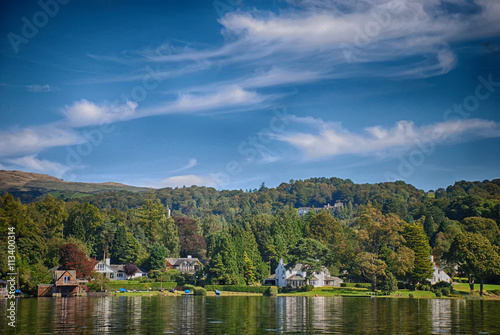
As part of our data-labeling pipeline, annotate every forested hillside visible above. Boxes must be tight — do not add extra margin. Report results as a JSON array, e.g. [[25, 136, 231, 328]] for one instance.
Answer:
[[1, 175, 499, 294]]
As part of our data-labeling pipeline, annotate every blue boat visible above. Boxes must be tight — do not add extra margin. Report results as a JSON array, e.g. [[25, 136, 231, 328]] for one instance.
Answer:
[[119, 288, 127, 292], [184, 289, 191, 295], [215, 290, 221, 295]]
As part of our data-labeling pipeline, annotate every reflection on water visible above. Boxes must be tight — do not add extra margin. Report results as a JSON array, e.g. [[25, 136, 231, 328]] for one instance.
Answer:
[[1, 296, 499, 334]]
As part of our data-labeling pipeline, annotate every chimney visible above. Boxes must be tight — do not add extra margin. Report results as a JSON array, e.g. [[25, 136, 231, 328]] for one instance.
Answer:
[[187, 255, 192, 259], [105, 258, 111, 266]]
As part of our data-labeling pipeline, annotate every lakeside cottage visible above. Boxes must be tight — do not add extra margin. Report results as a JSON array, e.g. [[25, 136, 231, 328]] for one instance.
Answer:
[[264, 259, 343, 288], [37, 270, 87, 297], [165, 256, 202, 274], [94, 259, 147, 280], [429, 256, 452, 285]]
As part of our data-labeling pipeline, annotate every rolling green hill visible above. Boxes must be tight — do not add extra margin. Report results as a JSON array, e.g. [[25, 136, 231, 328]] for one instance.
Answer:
[[0, 170, 149, 202]]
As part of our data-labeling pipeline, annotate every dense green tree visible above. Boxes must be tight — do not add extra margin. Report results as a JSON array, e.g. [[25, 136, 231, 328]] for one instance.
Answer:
[[403, 223, 433, 289], [110, 225, 128, 264], [304, 210, 341, 245], [163, 217, 180, 257], [136, 193, 169, 245], [149, 242, 167, 271], [379, 271, 398, 294], [462, 217, 500, 246], [243, 251, 256, 285], [207, 231, 240, 284], [65, 202, 104, 256], [287, 238, 331, 284], [354, 205, 405, 291], [33, 194, 68, 239], [446, 232, 500, 295]]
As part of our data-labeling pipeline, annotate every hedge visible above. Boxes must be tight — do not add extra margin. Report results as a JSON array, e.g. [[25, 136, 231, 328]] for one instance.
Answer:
[[204, 285, 277, 295], [194, 287, 207, 296], [106, 282, 177, 291], [342, 283, 371, 288]]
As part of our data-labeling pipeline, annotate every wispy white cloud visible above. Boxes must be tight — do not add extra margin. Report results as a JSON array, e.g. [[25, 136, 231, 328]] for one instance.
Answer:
[[0, 124, 84, 157], [63, 99, 138, 127], [140, 0, 500, 80], [143, 85, 267, 116], [172, 158, 198, 173], [278, 117, 500, 159], [25, 84, 58, 93], [5, 155, 70, 178], [156, 174, 216, 188]]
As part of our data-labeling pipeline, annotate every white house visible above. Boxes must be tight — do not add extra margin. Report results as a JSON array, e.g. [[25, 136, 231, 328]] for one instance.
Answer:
[[266, 259, 343, 288], [429, 256, 451, 285], [94, 259, 147, 280]]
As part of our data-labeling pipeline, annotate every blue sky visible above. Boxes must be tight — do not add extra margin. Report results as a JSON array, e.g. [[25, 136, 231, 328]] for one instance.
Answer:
[[1, 0, 499, 191]]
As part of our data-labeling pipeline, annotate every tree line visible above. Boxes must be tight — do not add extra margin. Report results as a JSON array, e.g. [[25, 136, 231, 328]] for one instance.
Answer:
[[1, 177, 499, 295]]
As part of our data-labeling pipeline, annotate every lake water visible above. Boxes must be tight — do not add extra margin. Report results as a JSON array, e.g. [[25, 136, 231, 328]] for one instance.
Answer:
[[1, 296, 499, 334]]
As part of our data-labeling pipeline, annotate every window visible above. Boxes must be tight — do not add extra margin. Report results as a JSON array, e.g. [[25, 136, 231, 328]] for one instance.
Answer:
[[97, 263, 105, 271], [63, 276, 71, 284], [110, 273, 114, 279]]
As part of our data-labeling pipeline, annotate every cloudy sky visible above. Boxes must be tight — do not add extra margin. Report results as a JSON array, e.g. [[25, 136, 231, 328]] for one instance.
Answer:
[[1, 0, 499, 191]]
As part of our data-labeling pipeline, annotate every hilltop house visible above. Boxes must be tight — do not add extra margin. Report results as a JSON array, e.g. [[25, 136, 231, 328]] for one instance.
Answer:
[[297, 202, 343, 216], [37, 270, 87, 297], [429, 256, 452, 284], [264, 259, 343, 288], [94, 259, 147, 280], [165, 256, 202, 274]]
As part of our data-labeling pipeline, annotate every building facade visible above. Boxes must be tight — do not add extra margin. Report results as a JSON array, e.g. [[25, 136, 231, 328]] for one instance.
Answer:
[[267, 259, 343, 288]]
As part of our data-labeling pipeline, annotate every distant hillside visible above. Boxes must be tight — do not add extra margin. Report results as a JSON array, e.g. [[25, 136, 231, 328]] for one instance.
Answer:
[[0, 170, 149, 202]]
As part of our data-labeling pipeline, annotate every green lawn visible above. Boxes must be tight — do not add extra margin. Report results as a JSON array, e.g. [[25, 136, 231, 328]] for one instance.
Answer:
[[453, 283, 500, 294]]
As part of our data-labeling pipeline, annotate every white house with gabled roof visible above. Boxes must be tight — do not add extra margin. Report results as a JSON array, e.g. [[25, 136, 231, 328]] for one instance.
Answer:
[[266, 259, 343, 288]]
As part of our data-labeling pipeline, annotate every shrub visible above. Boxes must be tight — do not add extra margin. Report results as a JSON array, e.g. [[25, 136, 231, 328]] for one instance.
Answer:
[[193, 287, 206, 296], [204, 285, 269, 294], [279, 286, 293, 293], [435, 291, 442, 297], [108, 282, 177, 291], [431, 281, 454, 295], [340, 283, 347, 287], [298, 284, 314, 292], [183, 284, 196, 291], [87, 283, 101, 292], [441, 288, 450, 296], [397, 282, 407, 290], [267, 286, 278, 296], [409, 294, 414, 299]]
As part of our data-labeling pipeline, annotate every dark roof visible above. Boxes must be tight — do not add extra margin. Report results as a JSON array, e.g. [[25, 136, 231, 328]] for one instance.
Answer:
[[166, 257, 201, 266], [110, 265, 124, 272], [54, 270, 77, 281], [288, 263, 304, 272], [287, 275, 305, 281]]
